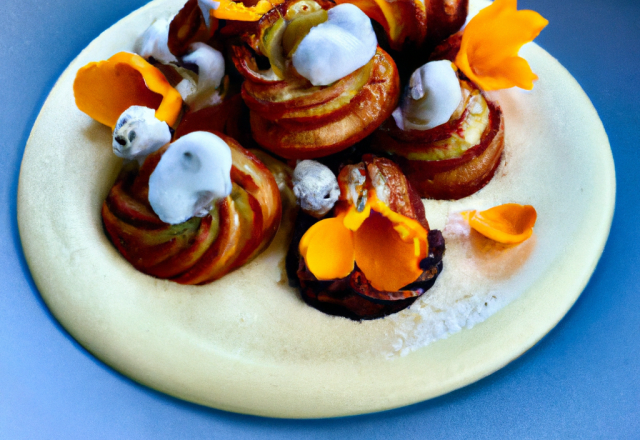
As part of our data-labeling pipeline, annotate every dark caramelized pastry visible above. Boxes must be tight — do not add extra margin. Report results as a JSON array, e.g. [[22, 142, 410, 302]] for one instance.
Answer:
[[287, 155, 444, 320]]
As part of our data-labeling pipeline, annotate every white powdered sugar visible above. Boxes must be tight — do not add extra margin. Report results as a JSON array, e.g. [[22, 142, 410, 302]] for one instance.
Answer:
[[383, 213, 538, 357]]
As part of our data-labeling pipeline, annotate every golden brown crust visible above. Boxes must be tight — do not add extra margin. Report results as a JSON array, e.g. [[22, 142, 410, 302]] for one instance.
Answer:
[[245, 48, 400, 159], [373, 85, 505, 200], [167, 0, 212, 57], [390, 99, 504, 200], [402, 111, 504, 200]]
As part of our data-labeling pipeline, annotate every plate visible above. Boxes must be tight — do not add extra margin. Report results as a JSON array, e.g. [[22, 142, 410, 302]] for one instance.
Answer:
[[17, 0, 615, 418]]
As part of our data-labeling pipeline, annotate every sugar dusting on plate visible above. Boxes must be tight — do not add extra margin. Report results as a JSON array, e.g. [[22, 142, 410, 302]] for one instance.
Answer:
[[383, 212, 537, 357]]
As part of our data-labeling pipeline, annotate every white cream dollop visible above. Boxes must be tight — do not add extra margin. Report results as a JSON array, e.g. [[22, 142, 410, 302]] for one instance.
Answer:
[[137, 18, 178, 64], [112, 106, 172, 164], [292, 4, 377, 86], [180, 42, 225, 111], [292, 160, 340, 218], [148, 132, 233, 225], [198, 0, 220, 30], [393, 60, 463, 131]]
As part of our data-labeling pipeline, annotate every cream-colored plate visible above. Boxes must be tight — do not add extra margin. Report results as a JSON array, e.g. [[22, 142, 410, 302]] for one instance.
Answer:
[[18, 0, 615, 418]]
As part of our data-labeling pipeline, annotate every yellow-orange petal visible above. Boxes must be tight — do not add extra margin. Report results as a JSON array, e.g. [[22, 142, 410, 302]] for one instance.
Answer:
[[462, 203, 537, 244], [73, 52, 183, 129], [300, 216, 355, 280], [212, 0, 280, 21], [370, 195, 427, 248], [343, 203, 372, 231], [455, 0, 548, 91], [301, 190, 429, 287], [354, 212, 423, 292]]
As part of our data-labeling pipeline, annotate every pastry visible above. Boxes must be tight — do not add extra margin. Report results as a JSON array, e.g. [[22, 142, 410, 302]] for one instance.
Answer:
[[373, 67, 505, 199], [232, 0, 400, 159], [102, 131, 282, 284], [16, 0, 615, 418], [372, 0, 547, 199], [287, 155, 444, 320]]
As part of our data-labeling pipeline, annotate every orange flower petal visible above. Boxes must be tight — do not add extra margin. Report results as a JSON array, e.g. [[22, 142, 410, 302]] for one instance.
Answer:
[[455, 0, 548, 91], [335, 0, 401, 44], [354, 212, 424, 292], [462, 203, 537, 244], [300, 216, 355, 280], [212, 0, 281, 21], [343, 203, 372, 231], [299, 191, 428, 289], [370, 196, 427, 248], [73, 52, 183, 129]]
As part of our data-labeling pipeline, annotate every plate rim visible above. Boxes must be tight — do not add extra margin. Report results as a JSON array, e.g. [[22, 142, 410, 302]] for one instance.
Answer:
[[17, 0, 616, 418]]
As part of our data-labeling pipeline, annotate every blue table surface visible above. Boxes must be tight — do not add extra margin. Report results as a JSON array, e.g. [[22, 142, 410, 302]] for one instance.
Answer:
[[1, 0, 638, 438]]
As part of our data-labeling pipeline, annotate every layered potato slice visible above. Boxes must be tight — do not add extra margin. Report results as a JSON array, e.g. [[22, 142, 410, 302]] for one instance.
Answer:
[[244, 48, 400, 159], [102, 133, 282, 284], [232, 0, 400, 159], [334, 0, 468, 52], [372, 24, 508, 201], [424, 0, 469, 51], [374, 78, 504, 200]]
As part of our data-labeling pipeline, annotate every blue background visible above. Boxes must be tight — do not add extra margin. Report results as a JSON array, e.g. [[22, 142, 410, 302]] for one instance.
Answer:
[[1, 0, 638, 438]]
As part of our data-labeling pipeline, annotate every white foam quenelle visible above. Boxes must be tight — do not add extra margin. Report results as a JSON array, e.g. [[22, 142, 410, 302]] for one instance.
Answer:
[[148, 132, 233, 225], [393, 60, 463, 131], [181, 42, 225, 111], [137, 18, 178, 64], [112, 106, 172, 164], [292, 160, 340, 218], [198, 0, 219, 30], [292, 4, 377, 86]]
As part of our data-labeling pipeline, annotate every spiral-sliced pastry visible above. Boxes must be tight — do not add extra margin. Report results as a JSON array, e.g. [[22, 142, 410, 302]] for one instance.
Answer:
[[102, 133, 281, 284], [232, 0, 400, 159], [373, 72, 504, 200]]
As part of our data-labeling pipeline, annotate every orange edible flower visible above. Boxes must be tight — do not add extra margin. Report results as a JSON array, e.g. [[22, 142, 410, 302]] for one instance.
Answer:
[[299, 215, 355, 280], [462, 203, 537, 244], [211, 0, 283, 21], [73, 52, 182, 129], [454, 0, 548, 91], [299, 192, 428, 292]]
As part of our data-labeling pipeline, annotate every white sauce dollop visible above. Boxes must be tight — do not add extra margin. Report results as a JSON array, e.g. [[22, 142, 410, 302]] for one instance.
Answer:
[[148, 132, 233, 225], [137, 18, 178, 64], [292, 4, 377, 86], [198, 0, 220, 30], [112, 106, 171, 164], [393, 60, 463, 131], [181, 42, 225, 111]]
